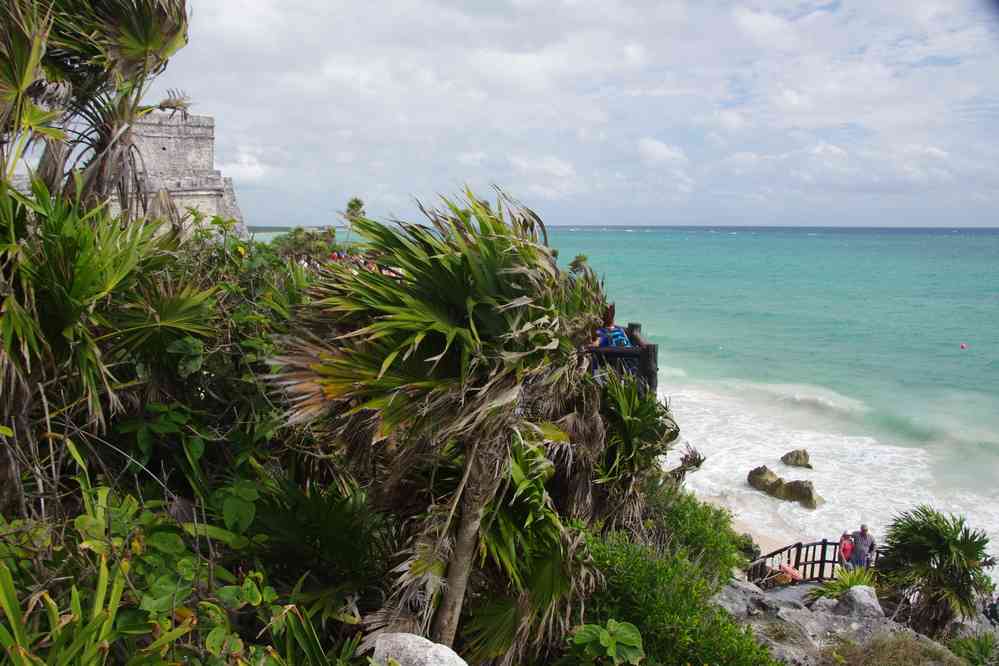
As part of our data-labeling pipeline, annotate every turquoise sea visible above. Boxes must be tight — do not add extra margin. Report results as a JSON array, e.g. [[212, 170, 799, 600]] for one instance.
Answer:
[[549, 226, 999, 554]]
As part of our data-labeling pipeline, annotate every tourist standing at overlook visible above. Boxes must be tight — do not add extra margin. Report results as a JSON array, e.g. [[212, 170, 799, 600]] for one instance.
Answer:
[[838, 532, 855, 571], [850, 524, 877, 568], [595, 303, 632, 348]]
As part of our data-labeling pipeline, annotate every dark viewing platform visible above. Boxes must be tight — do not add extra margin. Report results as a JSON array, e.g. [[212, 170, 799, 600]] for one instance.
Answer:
[[586, 322, 659, 394]]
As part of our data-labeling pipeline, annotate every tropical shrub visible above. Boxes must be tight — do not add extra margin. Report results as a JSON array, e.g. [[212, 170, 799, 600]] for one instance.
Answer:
[[250, 474, 398, 631], [595, 372, 679, 529], [807, 567, 878, 602], [270, 226, 341, 267], [820, 632, 964, 666], [586, 532, 777, 666], [273, 190, 608, 651], [564, 619, 645, 665], [642, 479, 745, 582], [948, 632, 998, 666], [0, 560, 193, 666], [877, 505, 996, 637]]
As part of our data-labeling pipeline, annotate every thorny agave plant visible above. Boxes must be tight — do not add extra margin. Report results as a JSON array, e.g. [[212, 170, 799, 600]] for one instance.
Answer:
[[271, 189, 608, 652]]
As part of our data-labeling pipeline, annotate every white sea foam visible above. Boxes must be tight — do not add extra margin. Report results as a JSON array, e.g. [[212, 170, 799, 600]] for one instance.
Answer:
[[661, 381, 999, 578], [716, 380, 871, 416]]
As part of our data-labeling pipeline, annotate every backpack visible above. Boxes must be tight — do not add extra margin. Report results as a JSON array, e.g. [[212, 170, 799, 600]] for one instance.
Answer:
[[598, 326, 631, 348]]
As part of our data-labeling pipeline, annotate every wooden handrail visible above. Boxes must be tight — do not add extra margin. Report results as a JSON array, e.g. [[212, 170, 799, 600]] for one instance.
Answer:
[[747, 538, 880, 587]]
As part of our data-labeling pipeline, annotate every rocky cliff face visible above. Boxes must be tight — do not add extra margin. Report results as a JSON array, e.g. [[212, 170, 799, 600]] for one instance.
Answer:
[[711, 579, 963, 665]]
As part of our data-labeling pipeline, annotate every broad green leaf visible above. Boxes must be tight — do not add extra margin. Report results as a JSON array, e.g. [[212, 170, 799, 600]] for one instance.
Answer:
[[148, 532, 186, 555], [181, 523, 248, 549], [232, 481, 259, 502], [79, 539, 109, 555], [205, 626, 227, 656], [222, 496, 255, 533], [241, 578, 262, 607], [75, 515, 105, 539], [216, 585, 243, 609]]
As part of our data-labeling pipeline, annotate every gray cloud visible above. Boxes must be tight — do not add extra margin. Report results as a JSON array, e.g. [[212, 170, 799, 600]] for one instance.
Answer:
[[152, 0, 999, 227]]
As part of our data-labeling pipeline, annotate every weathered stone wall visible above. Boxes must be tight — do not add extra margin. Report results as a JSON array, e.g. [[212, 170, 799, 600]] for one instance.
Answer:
[[134, 113, 215, 174], [135, 112, 244, 229], [8, 112, 244, 230]]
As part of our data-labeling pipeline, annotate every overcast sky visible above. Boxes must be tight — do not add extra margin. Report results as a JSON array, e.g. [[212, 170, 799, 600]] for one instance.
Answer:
[[152, 1, 999, 227]]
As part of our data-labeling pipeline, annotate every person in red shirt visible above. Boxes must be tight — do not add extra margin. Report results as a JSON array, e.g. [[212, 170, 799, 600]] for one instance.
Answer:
[[838, 532, 855, 571]]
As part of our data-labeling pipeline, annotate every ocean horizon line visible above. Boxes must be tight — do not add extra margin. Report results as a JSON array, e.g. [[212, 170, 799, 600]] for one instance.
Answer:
[[248, 223, 999, 233], [546, 224, 999, 231]]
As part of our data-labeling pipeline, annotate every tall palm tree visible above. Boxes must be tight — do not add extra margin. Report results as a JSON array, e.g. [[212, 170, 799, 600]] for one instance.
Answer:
[[272, 190, 607, 647], [878, 505, 996, 637]]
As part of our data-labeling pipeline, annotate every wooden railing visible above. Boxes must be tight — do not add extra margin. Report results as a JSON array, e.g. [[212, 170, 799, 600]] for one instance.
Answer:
[[747, 539, 880, 588], [587, 322, 659, 394]]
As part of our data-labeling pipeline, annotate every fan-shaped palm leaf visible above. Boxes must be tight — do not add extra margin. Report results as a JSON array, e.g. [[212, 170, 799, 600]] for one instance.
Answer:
[[879, 505, 995, 636]]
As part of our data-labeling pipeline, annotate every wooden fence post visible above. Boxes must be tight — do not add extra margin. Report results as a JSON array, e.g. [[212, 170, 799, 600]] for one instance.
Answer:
[[639, 344, 658, 394], [820, 539, 828, 580], [793, 542, 803, 571]]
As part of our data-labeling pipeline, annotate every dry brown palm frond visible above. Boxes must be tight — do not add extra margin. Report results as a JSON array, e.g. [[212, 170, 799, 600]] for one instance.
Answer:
[[360, 512, 453, 652], [666, 444, 706, 484], [156, 88, 190, 118]]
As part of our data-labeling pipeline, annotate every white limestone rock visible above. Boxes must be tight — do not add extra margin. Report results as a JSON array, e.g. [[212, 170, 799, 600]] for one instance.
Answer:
[[372, 633, 467, 666]]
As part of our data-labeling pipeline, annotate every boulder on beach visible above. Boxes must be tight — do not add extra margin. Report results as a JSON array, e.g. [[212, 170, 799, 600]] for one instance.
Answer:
[[748, 465, 781, 492], [781, 448, 813, 469], [776, 480, 822, 509], [747, 466, 822, 509]]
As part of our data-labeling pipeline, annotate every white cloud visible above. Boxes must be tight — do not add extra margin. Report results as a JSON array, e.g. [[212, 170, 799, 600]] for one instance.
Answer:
[[218, 150, 270, 182], [717, 109, 747, 132], [623, 43, 648, 66], [457, 151, 487, 166], [638, 138, 688, 165], [509, 155, 582, 200], [732, 7, 799, 51], [150, 0, 999, 227]]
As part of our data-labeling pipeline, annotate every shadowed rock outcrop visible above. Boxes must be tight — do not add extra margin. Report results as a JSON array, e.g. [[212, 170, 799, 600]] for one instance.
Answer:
[[748, 466, 822, 509], [711, 580, 961, 665], [781, 449, 813, 469]]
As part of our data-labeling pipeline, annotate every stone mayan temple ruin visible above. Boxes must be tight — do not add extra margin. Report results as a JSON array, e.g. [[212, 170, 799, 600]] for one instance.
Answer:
[[133, 111, 244, 226], [13, 111, 245, 228]]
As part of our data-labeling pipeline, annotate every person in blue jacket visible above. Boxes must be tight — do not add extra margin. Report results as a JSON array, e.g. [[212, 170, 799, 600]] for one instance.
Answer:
[[595, 303, 632, 348]]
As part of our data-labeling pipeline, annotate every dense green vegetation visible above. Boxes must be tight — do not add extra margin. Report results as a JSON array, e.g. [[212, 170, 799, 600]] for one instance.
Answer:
[[949, 633, 998, 666], [878, 505, 996, 638], [0, 4, 776, 663], [807, 567, 878, 602], [821, 633, 965, 666]]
